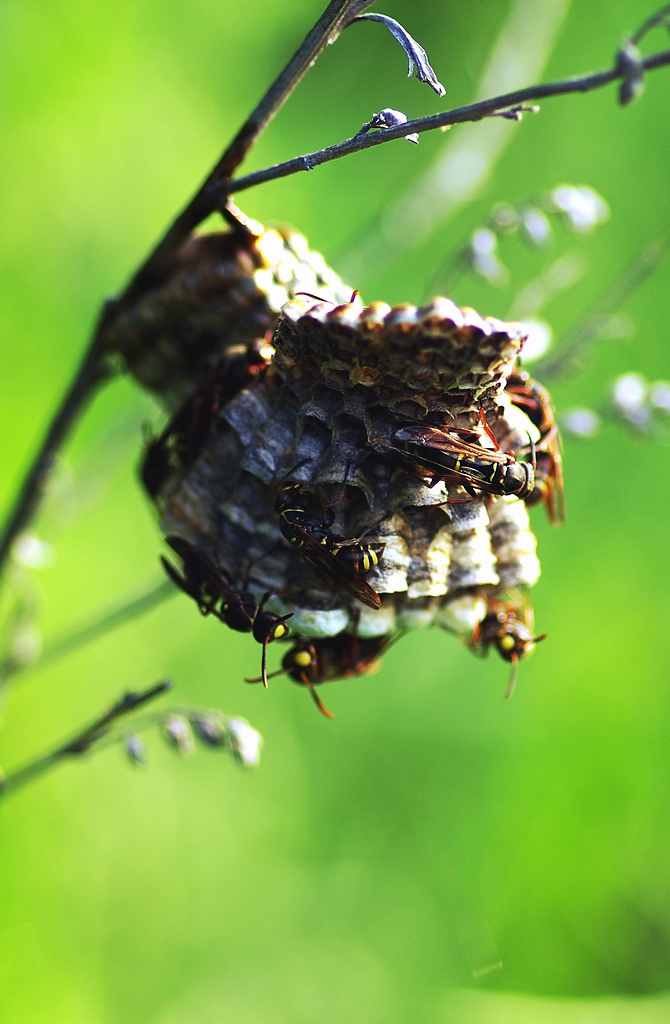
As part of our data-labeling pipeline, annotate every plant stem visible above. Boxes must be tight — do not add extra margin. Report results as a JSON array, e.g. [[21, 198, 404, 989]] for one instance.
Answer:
[[0, 322, 114, 578], [0, 579, 176, 688], [0, 680, 171, 798], [222, 49, 670, 197]]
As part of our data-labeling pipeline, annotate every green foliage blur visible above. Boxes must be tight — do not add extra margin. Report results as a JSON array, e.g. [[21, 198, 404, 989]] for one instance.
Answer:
[[2, 1, 670, 1020]]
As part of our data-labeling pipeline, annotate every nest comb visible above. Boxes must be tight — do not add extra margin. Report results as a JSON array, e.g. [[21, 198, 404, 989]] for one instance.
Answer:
[[159, 291, 541, 643], [102, 206, 352, 411]]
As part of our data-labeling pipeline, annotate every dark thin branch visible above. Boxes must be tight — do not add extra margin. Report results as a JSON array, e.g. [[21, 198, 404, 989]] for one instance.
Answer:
[[631, 3, 670, 45], [222, 48, 670, 197], [346, 0, 377, 16], [0, 579, 176, 687], [0, 322, 114, 579], [618, 2, 670, 104], [0, 680, 171, 798], [0, 1, 359, 583]]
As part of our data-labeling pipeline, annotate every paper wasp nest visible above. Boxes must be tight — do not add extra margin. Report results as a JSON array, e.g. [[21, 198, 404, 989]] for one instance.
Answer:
[[103, 207, 352, 410], [115, 209, 559, 706]]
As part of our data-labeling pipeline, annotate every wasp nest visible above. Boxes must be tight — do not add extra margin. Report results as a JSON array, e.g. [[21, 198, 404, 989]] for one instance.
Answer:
[[127, 211, 561, 711], [103, 205, 352, 410]]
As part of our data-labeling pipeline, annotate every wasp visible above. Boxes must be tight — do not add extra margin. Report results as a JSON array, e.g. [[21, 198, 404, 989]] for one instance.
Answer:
[[469, 594, 546, 698], [247, 633, 390, 717], [142, 340, 271, 499], [160, 535, 293, 687], [390, 421, 535, 500], [505, 369, 565, 525], [274, 482, 385, 610]]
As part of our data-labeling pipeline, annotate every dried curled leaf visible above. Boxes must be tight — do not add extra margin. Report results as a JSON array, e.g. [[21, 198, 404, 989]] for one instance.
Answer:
[[350, 12, 446, 96]]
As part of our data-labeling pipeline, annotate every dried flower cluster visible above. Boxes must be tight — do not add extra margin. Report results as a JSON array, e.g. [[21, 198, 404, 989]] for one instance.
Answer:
[[106, 207, 562, 713]]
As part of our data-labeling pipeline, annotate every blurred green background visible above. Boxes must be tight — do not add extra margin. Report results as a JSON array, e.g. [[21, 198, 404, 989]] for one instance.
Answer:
[[2, 1, 670, 1021]]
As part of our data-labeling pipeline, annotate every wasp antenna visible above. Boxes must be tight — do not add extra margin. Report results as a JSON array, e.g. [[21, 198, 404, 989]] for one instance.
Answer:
[[245, 667, 286, 685], [260, 637, 270, 689], [504, 656, 518, 700], [294, 291, 333, 303], [351, 511, 390, 543]]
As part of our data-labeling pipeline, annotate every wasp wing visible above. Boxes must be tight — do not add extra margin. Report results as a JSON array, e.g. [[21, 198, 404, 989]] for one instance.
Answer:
[[543, 440, 566, 526], [391, 429, 501, 491], [294, 529, 382, 610], [394, 425, 512, 464]]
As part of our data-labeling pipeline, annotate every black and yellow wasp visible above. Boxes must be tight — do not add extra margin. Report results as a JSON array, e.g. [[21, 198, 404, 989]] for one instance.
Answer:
[[274, 482, 385, 610]]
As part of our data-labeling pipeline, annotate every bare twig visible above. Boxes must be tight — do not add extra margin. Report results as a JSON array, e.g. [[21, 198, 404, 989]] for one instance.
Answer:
[[0, 578, 176, 687], [0, 321, 114, 577], [0, 683, 264, 797], [631, 3, 670, 45], [337, 0, 569, 281], [0, 680, 171, 798], [222, 48, 670, 197]]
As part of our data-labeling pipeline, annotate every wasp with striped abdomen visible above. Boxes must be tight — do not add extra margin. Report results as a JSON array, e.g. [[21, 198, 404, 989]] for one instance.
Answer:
[[247, 633, 390, 717], [274, 482, 385, 610], [469, 592, 546, 698], [390, 421, 535, 500]]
